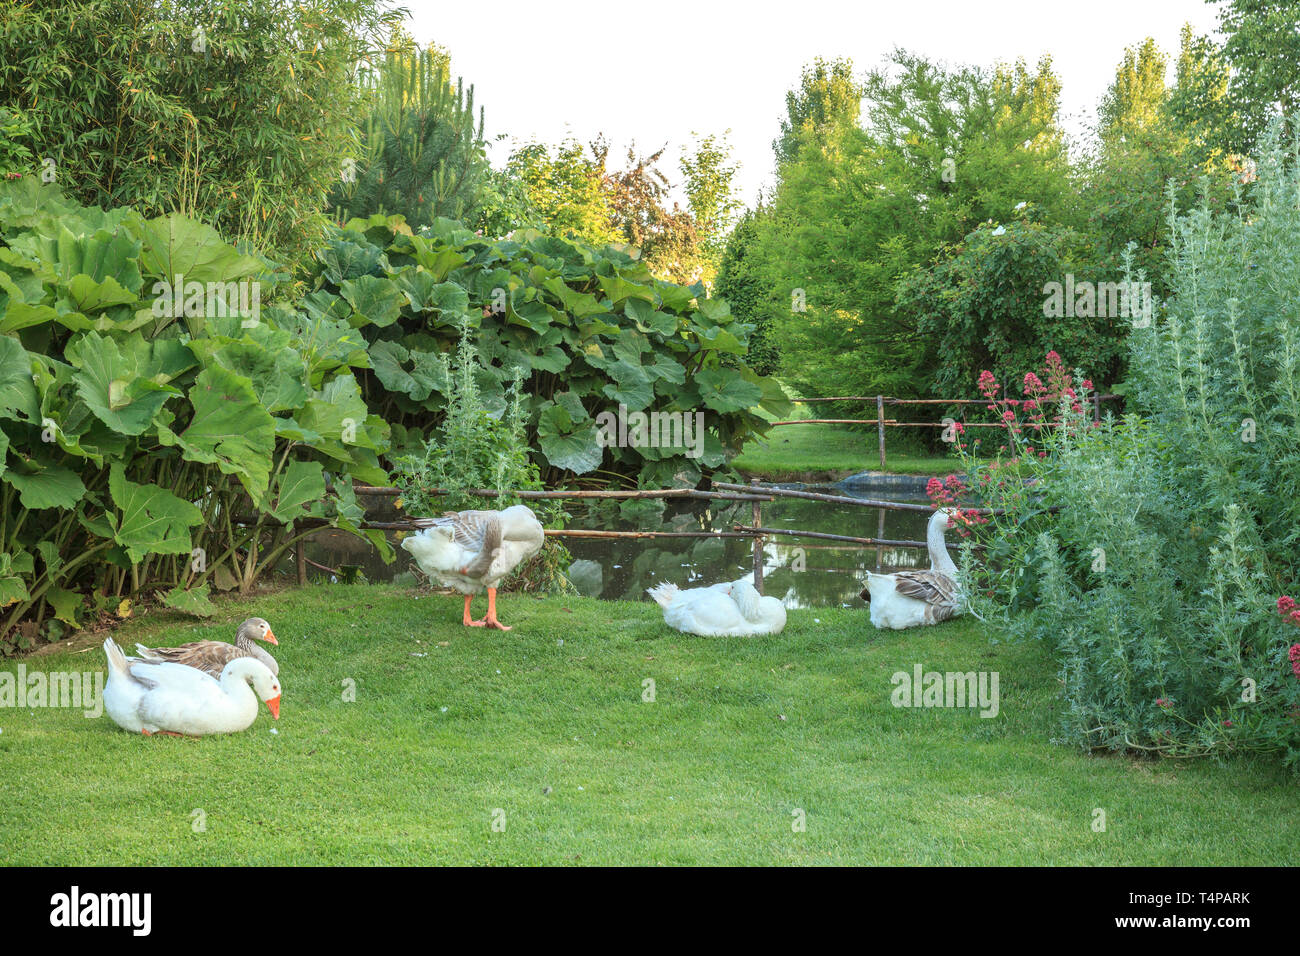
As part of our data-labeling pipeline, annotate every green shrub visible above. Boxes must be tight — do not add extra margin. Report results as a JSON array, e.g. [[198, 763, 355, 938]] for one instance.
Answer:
[[962, 126, 1300, 768]]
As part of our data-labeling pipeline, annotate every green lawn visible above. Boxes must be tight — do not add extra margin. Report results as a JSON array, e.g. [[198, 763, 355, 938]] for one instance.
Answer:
[[735, 420, 954, 481], [2, 584, 1296, 865]]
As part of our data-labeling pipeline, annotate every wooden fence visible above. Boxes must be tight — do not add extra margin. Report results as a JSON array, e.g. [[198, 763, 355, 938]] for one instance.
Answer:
[[286, 477, 1007, 595], [771, 393, 1122, 468]]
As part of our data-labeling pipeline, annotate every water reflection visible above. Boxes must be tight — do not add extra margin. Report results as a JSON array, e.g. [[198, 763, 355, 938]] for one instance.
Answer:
[[562, 485, 934, 610]]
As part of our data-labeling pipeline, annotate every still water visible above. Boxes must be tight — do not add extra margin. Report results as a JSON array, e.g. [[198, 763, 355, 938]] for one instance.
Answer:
[[295, 480, 935, 610]]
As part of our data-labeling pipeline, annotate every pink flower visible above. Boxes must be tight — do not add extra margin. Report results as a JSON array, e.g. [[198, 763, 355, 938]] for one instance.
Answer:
[[1278, 596, 1296, 614], [1156, 698, 1171, 709]]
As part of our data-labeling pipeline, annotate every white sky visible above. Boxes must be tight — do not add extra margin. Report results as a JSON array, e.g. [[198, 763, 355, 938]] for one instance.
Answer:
[[403, 0, 1224, 208]]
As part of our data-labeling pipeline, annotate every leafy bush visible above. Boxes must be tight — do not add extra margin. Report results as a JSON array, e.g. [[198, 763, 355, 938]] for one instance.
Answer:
[[0, 0, 398, 254], [0, 176, 394, 651], [306, 215, 790, 487], [896, 217, 1127, 395], [391, 321, 570, 593], [961, 129, 1300, 768]]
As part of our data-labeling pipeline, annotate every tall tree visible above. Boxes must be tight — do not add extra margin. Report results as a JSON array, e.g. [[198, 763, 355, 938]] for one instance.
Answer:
[[1217, 0, 1300, 152], [772, 57, 862, 172], [506, 139, 619, 245], [1097, 38, 1169, 142], [331, 39, 491, 229], [750, 50, 1076, 402]]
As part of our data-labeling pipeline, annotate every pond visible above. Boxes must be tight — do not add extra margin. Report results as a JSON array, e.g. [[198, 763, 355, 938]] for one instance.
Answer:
[[290, 476, 938, 610]]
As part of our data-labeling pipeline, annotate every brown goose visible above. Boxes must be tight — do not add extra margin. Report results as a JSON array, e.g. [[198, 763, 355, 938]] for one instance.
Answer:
[[859, 509, 964, 629], [134, 617, 278, 680]]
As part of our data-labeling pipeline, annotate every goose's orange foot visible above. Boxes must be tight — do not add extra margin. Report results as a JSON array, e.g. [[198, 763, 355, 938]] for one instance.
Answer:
[[482, 587, 511, 630], [461, 594, 483, 626]]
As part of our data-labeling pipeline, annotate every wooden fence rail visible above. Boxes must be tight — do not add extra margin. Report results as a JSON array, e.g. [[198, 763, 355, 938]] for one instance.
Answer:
[[275, 478, 990, 595], [770, 392, 1121, 468]]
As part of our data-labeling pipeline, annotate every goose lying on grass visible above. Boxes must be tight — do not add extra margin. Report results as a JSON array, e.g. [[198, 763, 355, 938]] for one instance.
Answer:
[[401, 504, 545, 630], [103, 638, 281, 737], [133, 617, 278, 680], [647, 577, 787, 637], [859, 507, 963, 629]]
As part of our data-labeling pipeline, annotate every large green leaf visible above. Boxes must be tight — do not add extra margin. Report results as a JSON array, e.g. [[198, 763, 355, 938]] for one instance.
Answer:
[[693, 368, 763, 413], [269, 459, 326, 524], [4, 460, 86, 510], [137, 214, 264, 285], [174, 365, 276, 504], [206, 340, 308, 413], [108, 464, 202, 563], [0, 337, 39, 422], [340, 275, 405, 328], [601, 361, 654, 411], [162, 584, 217, 618], [67, 332, 178, 435], [369, 340, 447, 402], [537, 401, 603, 474]]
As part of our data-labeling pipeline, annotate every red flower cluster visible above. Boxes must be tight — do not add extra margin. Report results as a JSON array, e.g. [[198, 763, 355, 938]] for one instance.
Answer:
[[1274, 598, 1300, 678], [1156, 698, 1171, 709]]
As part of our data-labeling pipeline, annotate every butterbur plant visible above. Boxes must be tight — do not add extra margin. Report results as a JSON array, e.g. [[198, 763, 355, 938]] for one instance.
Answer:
[[391, 321, 572, 594]]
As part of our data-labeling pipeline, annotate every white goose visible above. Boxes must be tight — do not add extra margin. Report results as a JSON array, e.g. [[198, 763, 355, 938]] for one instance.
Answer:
[[859, 507, 963, 629], [401, 504, 546, 630], [103, 638, 281, 736], [647, 576, 787, 637]]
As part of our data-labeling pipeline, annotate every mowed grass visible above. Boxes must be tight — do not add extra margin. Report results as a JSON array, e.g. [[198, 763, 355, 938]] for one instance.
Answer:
[[2, 584, 1296, 865], [735, 421, 953, 481]]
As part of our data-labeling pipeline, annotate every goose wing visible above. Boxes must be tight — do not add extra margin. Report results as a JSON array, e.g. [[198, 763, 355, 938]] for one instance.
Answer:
[[893, 571, 961, 623], [134, 640, 246, 680], [411, 510, 502, 575]]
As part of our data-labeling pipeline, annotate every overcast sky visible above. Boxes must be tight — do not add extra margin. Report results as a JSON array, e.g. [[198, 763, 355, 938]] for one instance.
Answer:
[[404, 0, 1224, 207]]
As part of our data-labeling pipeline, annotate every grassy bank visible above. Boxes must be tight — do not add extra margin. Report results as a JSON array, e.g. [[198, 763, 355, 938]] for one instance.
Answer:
[[735, 420, 954, 481], [2, 585, 1296, 865]]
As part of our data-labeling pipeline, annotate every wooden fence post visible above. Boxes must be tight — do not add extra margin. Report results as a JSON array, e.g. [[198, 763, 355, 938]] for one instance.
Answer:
[[877, 395, 886, 469], [750, 477, 764, 594], [1093, 392, 1101, 424], [295, 520, 307, 586]]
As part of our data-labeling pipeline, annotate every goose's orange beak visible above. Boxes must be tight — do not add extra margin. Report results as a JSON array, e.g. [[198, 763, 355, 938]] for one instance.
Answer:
[[265, 695, 281, 719], [264, 630, 278, 646]]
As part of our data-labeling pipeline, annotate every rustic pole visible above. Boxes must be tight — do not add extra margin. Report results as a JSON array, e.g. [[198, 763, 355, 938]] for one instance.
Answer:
[[875, 506, 885, 568], [877, 395, 886, 469], [295, 520, 307, 586], [750, 478, 765, 593], [1093, 392, 1101, 424]]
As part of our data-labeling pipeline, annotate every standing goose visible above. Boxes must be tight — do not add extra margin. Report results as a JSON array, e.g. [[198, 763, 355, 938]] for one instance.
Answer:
[[134, 617, 278, 680], [401, 504, 545, 630], [103, 638, 281, 736], [859, 508, 963, 629]]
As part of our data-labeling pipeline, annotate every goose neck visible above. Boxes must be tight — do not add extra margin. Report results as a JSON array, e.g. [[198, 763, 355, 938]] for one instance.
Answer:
[[928, 514, 958, 577]]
